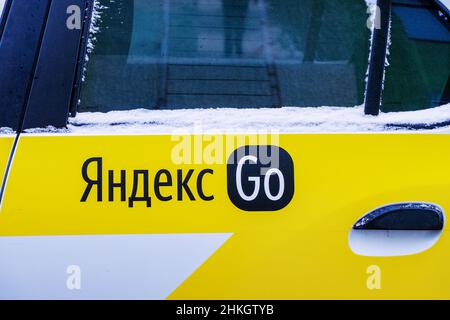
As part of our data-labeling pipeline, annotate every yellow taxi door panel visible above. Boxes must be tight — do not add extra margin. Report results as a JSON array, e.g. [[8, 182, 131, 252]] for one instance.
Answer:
[[0, 133, 450, 299]]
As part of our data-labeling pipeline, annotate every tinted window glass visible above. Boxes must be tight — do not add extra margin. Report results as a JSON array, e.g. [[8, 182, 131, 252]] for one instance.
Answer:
[[79, 0, 370, 112], [382, 0, 450, 112]]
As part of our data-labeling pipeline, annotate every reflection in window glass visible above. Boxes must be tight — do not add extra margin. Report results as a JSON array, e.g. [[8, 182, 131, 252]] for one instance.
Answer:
[[79, 0, 370, 112], [382, 0, 450, 112]]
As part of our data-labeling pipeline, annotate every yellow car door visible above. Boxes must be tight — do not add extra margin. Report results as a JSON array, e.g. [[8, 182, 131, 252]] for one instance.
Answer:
[[0, 133, 450, 299], [0, 0, 449, 299]]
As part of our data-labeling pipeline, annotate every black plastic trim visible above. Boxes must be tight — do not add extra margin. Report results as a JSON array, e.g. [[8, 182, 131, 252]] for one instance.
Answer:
[[0, 0, 52, 131], [22, 0, 89, 129], [353, 203, 445, 231], [365, 0, 392, 116]]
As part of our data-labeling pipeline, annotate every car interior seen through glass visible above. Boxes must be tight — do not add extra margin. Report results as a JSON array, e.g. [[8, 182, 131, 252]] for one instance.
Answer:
[[77, 0, 449, 113]]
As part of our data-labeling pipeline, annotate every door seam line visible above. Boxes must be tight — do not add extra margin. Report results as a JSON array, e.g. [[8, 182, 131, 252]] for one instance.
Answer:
[[0, 133, 20, 209]]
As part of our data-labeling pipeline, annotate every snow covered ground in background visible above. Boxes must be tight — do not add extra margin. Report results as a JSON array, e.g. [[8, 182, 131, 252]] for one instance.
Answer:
[[60, 104, 450, 135]]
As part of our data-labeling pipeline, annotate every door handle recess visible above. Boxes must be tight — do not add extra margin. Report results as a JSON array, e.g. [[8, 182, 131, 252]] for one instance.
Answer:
[[349, 203, 445, 257]]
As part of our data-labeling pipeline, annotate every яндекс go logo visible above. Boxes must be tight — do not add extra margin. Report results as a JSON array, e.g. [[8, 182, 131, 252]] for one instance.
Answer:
[[227, 146, 294, 211]]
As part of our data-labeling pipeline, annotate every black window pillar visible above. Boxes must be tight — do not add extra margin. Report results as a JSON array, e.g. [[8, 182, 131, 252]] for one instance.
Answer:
[[22, 0, 92, 129], [365, 0, 392, 116], [0, 0, 52, 131], [0, 0, 94, 131]]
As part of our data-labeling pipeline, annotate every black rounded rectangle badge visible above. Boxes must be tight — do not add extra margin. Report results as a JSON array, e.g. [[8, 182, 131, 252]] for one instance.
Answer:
[[227, 146, 295, 211]]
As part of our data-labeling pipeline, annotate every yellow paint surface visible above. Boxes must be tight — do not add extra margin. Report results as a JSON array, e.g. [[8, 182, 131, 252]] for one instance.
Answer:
[[1, 134, 450, 299]]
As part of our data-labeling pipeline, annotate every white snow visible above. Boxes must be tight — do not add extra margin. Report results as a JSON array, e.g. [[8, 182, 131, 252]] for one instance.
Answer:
[[86, 0, 105, 56], [0, 127, 14, 135], [83, 0, 106, 81], [39, 104, 449, 135]]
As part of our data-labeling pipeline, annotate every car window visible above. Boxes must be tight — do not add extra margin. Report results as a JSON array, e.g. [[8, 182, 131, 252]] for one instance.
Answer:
[[382, 0, 450, 112], [78, 0, 370, 112]]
